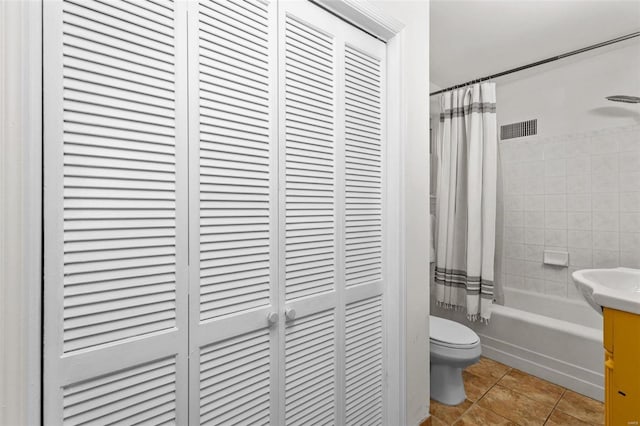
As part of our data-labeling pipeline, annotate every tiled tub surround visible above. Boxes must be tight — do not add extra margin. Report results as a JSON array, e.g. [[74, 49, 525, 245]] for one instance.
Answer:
[[500, 125, 640, 299]]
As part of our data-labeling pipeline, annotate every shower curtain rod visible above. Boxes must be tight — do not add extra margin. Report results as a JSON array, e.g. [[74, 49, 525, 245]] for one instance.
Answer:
[[429, 31, 640, 96]]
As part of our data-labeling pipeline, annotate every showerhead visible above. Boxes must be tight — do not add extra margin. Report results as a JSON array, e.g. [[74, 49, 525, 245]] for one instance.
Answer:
[[606, 95, 640, 104]]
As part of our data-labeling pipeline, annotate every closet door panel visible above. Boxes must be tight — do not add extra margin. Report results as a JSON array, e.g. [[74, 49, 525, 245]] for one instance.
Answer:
[[279, 3, 340, 425], [279, 3, 387, 423], [195, 0, 274, 321], [43, 0, 189, 423], [188, 0, 279, 424], [341, 31, 386, 426], [284, 309, 336, 425], [283, 12, 336, 302], [344, 45, 384, 290], [197, 329, 272, 425], [345, 295, 384, 425]]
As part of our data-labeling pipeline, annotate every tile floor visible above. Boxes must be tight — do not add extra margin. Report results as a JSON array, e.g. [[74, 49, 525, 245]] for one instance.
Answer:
[[430, 357, 605, 426]]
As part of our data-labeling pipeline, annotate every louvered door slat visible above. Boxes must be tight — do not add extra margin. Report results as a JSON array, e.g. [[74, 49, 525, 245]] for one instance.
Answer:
[[201, 1, 267, 36], [62, 17, 175, 64]]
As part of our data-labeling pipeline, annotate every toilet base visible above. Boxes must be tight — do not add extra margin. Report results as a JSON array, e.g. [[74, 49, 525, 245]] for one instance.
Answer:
[[430, 363, 466, 406]]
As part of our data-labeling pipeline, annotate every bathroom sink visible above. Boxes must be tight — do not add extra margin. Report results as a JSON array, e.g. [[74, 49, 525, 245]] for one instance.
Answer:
[[572, 268, 640, 315]]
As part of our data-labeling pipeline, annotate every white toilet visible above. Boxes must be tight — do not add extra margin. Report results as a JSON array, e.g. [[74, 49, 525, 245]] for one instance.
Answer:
[[429, 315, 482, 405]]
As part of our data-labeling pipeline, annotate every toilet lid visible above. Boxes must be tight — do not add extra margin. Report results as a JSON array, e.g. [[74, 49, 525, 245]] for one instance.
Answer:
[[429, 316, 479, 347]]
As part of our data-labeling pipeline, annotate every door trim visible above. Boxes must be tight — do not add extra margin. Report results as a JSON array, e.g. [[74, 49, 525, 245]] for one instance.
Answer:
[[311, 0, 404, 42], [0, 0, 43, 424]]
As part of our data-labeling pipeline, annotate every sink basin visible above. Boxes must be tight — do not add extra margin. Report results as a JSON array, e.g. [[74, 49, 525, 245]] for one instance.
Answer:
[[572, 268, 640, 315]]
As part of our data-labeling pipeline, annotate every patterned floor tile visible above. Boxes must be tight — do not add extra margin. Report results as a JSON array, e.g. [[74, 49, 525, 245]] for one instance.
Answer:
[[429, 398, 473, 424], [463, 370, 498, 402], [554, 390, 604, 425], [453, 404, 517, 425], [477, 384, 553, 426], [498, 369, 564, 406], [464, 357, 511, 381]]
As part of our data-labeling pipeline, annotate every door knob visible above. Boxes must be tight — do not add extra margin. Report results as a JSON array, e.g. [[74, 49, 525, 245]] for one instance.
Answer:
[[267, 312, 279, 326], [285, 308, 296, 321]]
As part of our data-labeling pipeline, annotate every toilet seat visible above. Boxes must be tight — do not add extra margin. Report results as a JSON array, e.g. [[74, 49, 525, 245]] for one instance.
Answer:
[[429, 316, 480, 349], [431, 339, 479, 350]]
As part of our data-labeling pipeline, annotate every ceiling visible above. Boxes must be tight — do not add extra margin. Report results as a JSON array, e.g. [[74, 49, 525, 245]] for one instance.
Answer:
[[430, 0, 640, 90]]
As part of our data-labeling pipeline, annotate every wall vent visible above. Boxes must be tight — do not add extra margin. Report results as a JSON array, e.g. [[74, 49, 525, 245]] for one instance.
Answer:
[[500, 119, 537, 140]]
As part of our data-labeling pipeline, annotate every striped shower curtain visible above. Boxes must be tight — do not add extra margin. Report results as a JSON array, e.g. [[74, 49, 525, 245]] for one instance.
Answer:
[[434, 83, 498, 322]]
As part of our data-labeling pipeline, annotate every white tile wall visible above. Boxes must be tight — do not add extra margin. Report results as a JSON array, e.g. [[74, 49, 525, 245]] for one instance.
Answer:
[[501, 125, 640, 299]]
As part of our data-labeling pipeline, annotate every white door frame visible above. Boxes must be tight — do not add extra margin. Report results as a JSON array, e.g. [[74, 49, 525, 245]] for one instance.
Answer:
[[0, 0, 408, 424], [0, 1, 43, 424]]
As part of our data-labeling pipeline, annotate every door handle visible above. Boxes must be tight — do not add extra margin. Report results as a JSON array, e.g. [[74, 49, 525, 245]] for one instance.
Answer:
[[267, 312, 279, 326], [285, 308, 296, 322]]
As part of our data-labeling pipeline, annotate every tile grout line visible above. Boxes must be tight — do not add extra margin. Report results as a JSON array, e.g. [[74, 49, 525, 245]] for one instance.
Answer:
[[473, 365, 568, 426], [543, 388, 567, 425], [476, 367, 517, 424], [546, 390, 604, 426], [451, 366, 513, 425], [493, 376, 567, 425]]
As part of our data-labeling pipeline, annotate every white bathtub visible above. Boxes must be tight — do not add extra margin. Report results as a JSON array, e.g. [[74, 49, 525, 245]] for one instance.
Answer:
[[431, 287, 604, 401]]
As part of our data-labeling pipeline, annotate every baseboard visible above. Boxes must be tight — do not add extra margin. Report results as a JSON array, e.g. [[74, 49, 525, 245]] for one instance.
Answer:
[[418, 415, 432, 426], [479, 333, 604, 402]]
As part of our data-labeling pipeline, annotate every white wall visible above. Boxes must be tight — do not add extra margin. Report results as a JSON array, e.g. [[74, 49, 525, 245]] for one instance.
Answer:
[[497, 40, 640, 136], [498, 40, 640, 300], [372, 2, 431, 425]]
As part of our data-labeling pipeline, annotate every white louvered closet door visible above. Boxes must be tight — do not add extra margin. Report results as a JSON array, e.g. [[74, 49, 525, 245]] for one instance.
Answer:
[[278, 2, 386, 425], [187, 0, 279, 425], [44, 1, 386, 424], [43, 0, 189, 424]]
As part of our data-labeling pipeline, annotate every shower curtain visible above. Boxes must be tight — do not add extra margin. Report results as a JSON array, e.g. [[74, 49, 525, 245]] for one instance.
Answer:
[[434, 82, 497, 322]]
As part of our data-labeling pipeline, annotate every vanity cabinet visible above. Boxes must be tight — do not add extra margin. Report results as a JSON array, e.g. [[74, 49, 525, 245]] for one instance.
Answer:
[[603, 307, 640, 425]]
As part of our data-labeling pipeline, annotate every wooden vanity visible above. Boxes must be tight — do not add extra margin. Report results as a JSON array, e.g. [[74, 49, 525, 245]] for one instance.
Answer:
[[603, 307, 640, 425]]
